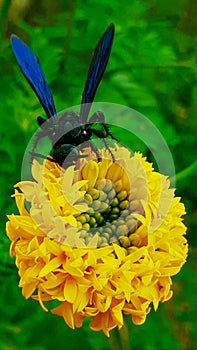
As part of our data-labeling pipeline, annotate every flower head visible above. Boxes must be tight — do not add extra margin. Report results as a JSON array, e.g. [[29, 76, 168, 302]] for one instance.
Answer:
[[6, 146, 188, 336]]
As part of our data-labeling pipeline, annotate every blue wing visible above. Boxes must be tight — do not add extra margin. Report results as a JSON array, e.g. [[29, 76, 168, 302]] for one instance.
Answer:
[[80, 23, 115, 123], [11, 35, 57, 120]]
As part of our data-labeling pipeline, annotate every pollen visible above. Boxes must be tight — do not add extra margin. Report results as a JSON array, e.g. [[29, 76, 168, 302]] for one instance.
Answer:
[[72, 154, 146, 248]]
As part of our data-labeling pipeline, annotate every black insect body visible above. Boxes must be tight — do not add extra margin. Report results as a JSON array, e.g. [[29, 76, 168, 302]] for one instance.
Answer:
[[11, 24, 116, 168]]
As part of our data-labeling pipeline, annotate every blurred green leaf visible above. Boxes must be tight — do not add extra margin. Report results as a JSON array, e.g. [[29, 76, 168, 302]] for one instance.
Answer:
[[1, 0, 196, 349]]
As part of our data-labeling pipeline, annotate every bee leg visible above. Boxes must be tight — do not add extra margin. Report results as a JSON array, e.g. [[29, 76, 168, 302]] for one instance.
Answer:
[[81, 140, 101, 162], [101, 138, 115, 161], [89, 111, 117, 139], [29, 151, 56, 163], [89, 111, 117, 161], [91, 128, 115, 162], [89, 141, 101, 162], [101, 123, 118, 141]]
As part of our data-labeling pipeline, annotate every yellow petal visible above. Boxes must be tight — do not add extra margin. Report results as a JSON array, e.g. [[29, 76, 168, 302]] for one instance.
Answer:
[[39, 256, 63, 277], [81, 161, 99, 188], [64, 277, 77, 303], [106, 163, 123, 183]]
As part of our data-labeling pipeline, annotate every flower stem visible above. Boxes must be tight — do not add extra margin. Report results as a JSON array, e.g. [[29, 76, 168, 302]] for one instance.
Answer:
[[109, 325, 130, 350], [109, 328, 121, 350], [118, 324, 130, 350]]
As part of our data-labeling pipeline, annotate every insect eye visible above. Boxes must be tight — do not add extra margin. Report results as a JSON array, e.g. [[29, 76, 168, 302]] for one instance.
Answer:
[[82, 130, 87, 135]]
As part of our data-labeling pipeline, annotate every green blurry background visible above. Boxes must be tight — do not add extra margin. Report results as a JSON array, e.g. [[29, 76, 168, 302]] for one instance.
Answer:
[[0, 0, 196, 349]]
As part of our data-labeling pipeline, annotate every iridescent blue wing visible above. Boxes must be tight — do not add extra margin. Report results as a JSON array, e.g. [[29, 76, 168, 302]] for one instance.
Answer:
[[11, 35, 57, 120], [80, 23, 115, 123]]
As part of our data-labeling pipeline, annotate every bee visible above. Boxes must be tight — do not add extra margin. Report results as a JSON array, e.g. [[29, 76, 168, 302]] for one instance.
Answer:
[[11, 24, 116, 168]]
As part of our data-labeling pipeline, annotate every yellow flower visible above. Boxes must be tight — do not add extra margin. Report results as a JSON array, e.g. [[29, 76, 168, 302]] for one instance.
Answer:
[[6, 146, 188, 337]]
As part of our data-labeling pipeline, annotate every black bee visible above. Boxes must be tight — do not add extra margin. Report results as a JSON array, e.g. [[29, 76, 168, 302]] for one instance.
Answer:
[[11, 24, 116, 168]]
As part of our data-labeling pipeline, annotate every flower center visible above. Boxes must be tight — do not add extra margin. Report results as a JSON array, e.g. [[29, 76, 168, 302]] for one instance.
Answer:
[[76, 178, 143, 248]]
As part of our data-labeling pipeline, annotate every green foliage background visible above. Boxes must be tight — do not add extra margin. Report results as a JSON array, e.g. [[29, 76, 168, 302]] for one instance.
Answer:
[[0, 0, 196, 349]]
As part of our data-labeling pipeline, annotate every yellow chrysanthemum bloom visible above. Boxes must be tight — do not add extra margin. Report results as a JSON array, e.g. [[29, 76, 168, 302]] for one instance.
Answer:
[[6, 146, 188, 336]]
